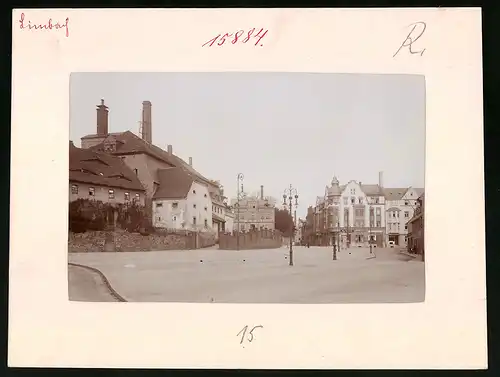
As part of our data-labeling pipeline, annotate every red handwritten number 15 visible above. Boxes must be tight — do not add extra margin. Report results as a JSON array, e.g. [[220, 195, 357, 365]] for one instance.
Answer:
[[202, 28, 268, 47]]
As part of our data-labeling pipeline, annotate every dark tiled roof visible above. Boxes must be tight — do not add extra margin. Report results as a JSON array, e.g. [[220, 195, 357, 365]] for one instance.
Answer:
[[383, 187, 424, 200], [89, 131, 217, 188], [153, 167, 194, 199], [69, 142, 145, 191], [360, 184, 384, 196]]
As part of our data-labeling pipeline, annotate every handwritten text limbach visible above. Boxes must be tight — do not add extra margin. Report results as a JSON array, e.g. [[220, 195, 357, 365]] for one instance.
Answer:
[[237, 325, 263, 346], [202, 28, 268, 47], [19, 12, 70, 38], [393, 22, 426, 58]]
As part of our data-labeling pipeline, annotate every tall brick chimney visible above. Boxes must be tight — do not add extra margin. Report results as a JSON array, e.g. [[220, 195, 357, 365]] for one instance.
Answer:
[[189, 157, 192, 166], [167, 145, 172, 155], [379, 171, 384, 188], [141, 101, 152, 144], [260, 185, 264, 200], [96, 99, 109, 136]]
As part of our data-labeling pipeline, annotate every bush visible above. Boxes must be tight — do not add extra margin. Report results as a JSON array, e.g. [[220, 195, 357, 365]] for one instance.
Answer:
[[69, 198, 147, 233]]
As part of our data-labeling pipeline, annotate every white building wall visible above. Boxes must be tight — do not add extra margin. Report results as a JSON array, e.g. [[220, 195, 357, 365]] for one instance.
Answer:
[[153, 181, 213, 230]]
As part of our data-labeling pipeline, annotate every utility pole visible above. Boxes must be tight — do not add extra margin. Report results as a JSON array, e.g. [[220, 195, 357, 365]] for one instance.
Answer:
[[236, 173, 244, 251]]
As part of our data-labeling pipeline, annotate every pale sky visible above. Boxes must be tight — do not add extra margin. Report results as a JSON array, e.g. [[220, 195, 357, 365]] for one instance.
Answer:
[[70, 73, 425, 219]]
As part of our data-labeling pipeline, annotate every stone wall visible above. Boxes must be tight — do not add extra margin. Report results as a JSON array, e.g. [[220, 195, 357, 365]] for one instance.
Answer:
[[218, 229, 282, 250], [68, 229, 213, 253]]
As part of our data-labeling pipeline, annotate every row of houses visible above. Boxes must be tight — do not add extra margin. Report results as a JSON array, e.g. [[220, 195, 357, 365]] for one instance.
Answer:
[[69, 99, 235, 234], [300, 172, 424, 252]]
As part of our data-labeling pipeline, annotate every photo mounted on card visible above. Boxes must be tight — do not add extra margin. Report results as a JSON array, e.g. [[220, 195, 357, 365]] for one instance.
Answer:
[[10, 8, 486, 369], [67, 72, 425, 304]]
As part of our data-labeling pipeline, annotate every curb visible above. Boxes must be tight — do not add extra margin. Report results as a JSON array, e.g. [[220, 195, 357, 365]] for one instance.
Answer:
[[68, 262, 128, 302]]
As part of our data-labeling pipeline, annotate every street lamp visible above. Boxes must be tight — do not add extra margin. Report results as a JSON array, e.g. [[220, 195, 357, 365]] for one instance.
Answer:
[[283, 184, 299, 266], [236, 173, 244, 251], [332, 221, 338, 260]]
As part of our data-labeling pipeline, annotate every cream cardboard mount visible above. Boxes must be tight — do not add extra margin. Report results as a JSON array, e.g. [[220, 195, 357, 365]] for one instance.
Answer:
[[9, 8, 485, 369]]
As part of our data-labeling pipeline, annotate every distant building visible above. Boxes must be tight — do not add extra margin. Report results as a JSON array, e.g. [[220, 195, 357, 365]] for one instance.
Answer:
[[383, 186, 424, 247], [69, 141, 145, 205], [309, 172, 424, 248], [152, 167, 213, 231], [407, 193, 425, 258], [231, 186, 275, 232]]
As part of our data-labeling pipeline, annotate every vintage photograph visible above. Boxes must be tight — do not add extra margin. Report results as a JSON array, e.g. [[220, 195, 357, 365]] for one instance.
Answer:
[[68, 72, 425, 303]]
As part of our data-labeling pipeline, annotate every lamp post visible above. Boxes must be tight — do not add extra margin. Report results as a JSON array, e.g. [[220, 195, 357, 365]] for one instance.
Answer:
[[332, 221, 338, 260], [283, 184, 299, 266], [236, 173, 244, 251]]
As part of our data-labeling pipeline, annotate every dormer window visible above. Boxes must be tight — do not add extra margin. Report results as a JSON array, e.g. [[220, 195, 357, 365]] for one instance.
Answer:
[[89, 187, 95, 196], [204, 193, 207, 198], [71, 184, 78, 194], [108, 189, 115, 199], [124, 192, 130, 201], [193, 190, 196, 194]]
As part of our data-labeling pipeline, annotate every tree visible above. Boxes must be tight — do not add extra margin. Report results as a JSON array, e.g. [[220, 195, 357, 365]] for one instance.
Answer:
[[274, 208, 294, 236]]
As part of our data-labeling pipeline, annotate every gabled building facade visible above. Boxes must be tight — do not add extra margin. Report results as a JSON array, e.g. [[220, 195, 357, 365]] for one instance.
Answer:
[[384, 186, 424, 247], [152, 167, 213, 231], [308, 172, 423, 248]]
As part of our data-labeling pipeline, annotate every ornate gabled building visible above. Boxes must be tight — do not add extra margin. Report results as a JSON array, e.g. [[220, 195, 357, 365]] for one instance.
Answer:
[[309, 172, 423, 248]]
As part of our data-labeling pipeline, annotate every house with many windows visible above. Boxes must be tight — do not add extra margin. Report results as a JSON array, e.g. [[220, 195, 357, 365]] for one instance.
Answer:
[[69, 141, 145, 205], [152, 167, 213, 231], [308, 172, 423, 248]]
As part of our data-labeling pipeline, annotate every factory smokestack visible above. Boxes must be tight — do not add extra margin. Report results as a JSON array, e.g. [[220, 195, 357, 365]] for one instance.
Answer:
[[141, 101, 152, 144], [260, 185, 264, 200]]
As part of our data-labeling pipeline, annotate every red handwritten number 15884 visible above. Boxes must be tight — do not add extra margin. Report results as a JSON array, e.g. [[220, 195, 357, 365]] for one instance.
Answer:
[[202, 28, 268, 47]]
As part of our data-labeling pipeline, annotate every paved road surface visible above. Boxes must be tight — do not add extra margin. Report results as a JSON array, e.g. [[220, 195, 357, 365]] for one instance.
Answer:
[[68, 246, 424, 303], [68, 264, 117, 302]]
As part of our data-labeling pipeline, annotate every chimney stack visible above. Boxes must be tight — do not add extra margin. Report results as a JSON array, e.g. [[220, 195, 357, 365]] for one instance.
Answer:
[[189, 157, 192, 166], [378, 171, 384, 188], [260, 185, 264, 200], [96, 98, 109, 136], [141, 101, 152, 144], [167, 145, 172, 155]]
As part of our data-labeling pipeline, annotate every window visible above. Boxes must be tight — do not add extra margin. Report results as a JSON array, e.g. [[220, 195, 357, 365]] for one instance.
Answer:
[[350, 188, 355, 195], [405, 201, 409, 205], [157, 216, 162, 222], [204, 206, 207, 211], [193, 204, 197, 209], [135, 193, 140, 201], [89, 187, 95, 196], [193, 217, 197, 225], [108, 189, 115, 199], [156, 202, 163, 208], [358, 197, 363, 204], [404, 211, 409, 218], [405, 225, 408, 230], [204, 219, 208, 227], [343, 197, 348, 205], [173, 216, 177, 221], [375, 197, 379, 204], [172, 202, 178, 209], [134, 168, 138, 175], [392, 213, 396, 218], [376, 221, 381, 227], [71, 184, 78, 194], [124, 192, 129, 201], [253, 205, 256, 209], [350, 197, 355, 204], [204, 193, 207, 197], [376, 208, 381, 215], [193, 190, 196, 194]]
